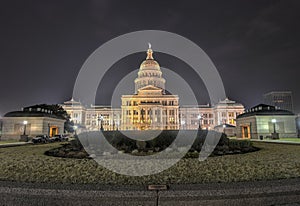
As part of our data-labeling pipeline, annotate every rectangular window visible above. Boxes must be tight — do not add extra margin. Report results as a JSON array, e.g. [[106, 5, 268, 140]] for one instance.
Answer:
[[228, 112, 234, 117], [169, 110, 174, 115]]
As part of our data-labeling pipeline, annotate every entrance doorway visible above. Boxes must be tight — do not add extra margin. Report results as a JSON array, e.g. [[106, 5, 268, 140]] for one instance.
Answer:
[[50, 126, 58, 137], [242, 126, 251, 139]]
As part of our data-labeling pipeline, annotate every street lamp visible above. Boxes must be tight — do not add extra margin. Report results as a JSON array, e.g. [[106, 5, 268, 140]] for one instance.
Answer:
[[222, 124, 226, 133], [271, 119, 277, 133], [73, 125, 78, 135], [23, 120, 28, 135], [197, 114, 202, 130], [98, 114, 104, 131], [181, 120, 185, 130], [116, 122, 119, 131]]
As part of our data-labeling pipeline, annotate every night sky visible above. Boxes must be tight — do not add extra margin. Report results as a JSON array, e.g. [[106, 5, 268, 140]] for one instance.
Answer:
[[1, 0, 300, 116]]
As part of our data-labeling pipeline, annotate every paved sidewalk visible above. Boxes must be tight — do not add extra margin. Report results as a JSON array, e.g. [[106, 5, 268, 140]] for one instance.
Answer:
[[250, 139, 300, 145], [0, 178, 299, 206], [0, 141, 33, 148]]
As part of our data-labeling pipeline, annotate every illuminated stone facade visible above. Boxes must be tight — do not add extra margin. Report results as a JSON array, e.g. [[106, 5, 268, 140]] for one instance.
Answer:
[[62, 46, 245, 131], [1, 107, 65, 140], [121, 46, 179, 130], [236, 104, 297, 139]]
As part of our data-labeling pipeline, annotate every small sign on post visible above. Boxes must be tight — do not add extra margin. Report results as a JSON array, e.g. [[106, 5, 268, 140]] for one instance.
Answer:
[[147, 185, 168, 191]]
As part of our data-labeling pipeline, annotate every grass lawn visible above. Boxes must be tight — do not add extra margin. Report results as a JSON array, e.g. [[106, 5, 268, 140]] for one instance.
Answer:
[[0, 142, 299, 185]]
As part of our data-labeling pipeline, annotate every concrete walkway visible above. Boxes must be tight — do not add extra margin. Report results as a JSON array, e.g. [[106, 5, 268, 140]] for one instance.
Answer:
[[250, 139, 300, 145], [0, 141, 33, 148], [0, 178, 299, 206]]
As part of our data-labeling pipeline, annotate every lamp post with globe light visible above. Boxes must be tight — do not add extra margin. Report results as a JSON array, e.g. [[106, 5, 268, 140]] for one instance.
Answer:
[[23, 120, 28, 135], [20, 120, 29, 142], [98, 114, 104, 131], [271, 119, 279, 139], [197, 114, 202, 130], [223, 124, 226, 133], [73, 125, 78, 136], [272, 119, 277, 133], [181, 120, 185, 130]]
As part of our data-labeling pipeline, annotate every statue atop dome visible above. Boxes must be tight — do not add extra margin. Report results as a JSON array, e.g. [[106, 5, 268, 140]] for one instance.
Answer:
[[146, 43, 154, 60]]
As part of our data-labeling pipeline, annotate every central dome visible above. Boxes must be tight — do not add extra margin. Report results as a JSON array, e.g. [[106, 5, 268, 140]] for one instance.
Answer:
[[134, 44, 166, 94], [139, 47, 160, 71]]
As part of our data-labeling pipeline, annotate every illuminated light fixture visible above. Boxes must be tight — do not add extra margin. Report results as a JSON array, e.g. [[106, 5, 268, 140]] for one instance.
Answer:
[[23, 120, 28, 135]]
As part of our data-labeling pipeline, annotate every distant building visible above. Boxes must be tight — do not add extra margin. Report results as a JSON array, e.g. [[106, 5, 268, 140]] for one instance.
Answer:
[[263, 91, 294, 112], [1, 106, 65, 140], [213, 98, 245, 126], [236, 104, 297, 139]]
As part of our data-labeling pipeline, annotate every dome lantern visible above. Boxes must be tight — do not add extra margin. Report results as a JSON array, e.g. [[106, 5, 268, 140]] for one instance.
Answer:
[[146, 43, 154, 60]]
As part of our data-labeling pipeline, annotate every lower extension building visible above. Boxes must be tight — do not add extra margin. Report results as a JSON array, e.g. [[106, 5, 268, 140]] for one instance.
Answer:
[[236, 104, 297, 139], [1, 106, 65, 140], [62, 46, 245, 132]]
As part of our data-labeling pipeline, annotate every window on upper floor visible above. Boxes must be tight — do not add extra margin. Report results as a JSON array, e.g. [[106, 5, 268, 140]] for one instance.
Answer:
[[228, 112, 234, 117], [169, 101, 174, 106]]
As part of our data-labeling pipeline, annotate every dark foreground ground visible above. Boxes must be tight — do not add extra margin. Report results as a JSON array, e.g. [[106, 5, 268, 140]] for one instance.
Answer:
[[0, 178, 300, 206]]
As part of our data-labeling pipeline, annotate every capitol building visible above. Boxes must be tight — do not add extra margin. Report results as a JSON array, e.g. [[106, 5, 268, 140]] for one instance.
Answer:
[[62, 46, 244, 132]]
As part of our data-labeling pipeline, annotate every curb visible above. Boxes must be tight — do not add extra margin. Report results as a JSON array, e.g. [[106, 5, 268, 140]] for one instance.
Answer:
[[0, 142, 33, 148]]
